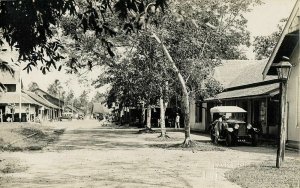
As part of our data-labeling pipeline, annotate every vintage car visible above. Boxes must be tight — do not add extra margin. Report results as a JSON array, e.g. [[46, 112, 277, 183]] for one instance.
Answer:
[[209, 106, 260, 146]]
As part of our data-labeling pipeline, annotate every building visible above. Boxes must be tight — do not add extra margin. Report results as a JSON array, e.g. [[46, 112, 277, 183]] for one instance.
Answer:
[[0, 66, 62, 122], [24, 91, 61, 121], [190, 60, 281, 139], [0, 68, 40, 122], [262, 0, 300, 149]]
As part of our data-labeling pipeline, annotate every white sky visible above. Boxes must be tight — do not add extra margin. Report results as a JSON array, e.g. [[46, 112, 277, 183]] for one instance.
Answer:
[[0, 0, 297, 98]]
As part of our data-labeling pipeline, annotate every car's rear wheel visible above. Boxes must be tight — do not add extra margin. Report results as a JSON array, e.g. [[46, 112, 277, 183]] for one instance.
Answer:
[[252, 133, 259, 146], [226, 134, 232, 146]]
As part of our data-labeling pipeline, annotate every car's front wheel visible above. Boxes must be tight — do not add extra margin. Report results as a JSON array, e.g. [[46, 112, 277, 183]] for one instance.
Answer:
[[226, 134, 232, 146]]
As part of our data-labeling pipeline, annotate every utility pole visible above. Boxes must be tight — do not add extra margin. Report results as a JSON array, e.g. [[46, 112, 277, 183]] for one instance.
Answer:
[[19, 62, 22, 123]]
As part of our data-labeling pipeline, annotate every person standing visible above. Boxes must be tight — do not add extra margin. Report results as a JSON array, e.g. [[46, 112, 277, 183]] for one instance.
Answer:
[[175, 113, 180, 129]]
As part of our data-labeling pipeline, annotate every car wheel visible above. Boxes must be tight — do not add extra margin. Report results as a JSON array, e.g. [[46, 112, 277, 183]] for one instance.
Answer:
[[210, 129, 215, 143], [252, 134, 259, 146], [226, 134, 232, 146]]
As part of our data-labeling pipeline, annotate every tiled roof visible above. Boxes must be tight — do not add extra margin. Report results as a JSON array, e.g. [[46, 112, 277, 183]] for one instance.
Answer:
[[228, 60, 278, 88], [213, 60, 277, 89], [206, 83, 279, 101]]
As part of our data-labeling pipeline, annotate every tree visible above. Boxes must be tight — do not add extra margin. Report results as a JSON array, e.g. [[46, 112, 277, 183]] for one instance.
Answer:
[[91, 91, 106, 103], [47, 79, 65, 100], [0, 0, 167, 74], [28, 82, 39, 92], [253, 18, 287, 60], [65, 90, 75, 105], [136, 0, 258, 146], [79, 90, 89, 113]]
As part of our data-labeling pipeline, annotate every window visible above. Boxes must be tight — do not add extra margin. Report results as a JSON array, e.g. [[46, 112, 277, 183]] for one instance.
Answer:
[[4, 84, 16, 92]]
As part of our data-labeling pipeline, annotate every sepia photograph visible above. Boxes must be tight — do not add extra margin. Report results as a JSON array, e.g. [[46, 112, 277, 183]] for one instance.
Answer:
[[0, 0, 299, 187]]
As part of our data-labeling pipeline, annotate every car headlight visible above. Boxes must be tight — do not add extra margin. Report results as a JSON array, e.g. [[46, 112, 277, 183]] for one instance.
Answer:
[[234, 124, 239, 129], [247, 124, 252, 129]]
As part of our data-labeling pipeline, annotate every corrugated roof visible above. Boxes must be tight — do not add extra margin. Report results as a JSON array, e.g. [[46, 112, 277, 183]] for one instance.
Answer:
[[0, 92, 41, 105], [24, 91, 60, 109], [206, 83, 279, 101], [64, 105, 84, 113]]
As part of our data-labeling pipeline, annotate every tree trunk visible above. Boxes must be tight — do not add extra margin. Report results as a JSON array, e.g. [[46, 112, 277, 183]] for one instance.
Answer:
[[159, 96, 169, 138], [152, 33, 192, 146], [141, 102, 145, 127], [146, 105, 151, 129]]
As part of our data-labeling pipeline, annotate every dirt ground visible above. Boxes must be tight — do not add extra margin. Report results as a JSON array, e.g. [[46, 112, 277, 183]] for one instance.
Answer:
[[0, 119, 299, 188]]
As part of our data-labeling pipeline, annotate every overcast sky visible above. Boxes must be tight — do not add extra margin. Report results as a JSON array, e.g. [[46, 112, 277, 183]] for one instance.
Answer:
[[1, 0, 297, 99]]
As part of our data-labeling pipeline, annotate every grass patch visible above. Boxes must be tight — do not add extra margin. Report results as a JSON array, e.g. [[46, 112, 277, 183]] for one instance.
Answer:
[[225, 157, 300, 188], [0, 123, 64, 151], [0, 159, 27, 174], [149, 140, 227, 151]]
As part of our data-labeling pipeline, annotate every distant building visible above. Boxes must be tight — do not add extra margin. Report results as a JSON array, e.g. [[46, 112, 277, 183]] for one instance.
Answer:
[[63, 104, 84, 118]]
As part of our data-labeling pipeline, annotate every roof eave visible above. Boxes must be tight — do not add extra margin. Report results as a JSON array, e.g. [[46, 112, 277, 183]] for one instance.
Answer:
[[263, 0, 299, 78]]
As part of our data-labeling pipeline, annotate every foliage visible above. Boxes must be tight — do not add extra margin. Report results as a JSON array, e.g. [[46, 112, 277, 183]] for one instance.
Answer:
[[253, 18, 287, 60], [78, 90, 89, 111], [47, 79, 65, 99], [27, 82, 39, 92], [65, 90, 75, 105], [0, 0, 168, 74]]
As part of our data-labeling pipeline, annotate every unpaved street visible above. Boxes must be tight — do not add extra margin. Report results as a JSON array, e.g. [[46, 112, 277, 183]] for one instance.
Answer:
[[0, 120, 296, 188]]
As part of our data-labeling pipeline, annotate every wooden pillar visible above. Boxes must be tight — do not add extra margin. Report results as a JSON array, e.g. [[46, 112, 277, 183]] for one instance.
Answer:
[[276, 82, 288, 168], [266, 98, 269, 136]]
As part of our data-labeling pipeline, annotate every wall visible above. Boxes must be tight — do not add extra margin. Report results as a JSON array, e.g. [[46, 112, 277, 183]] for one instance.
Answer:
[[286, 43, 300, 147], [190, 98, 206, 131]]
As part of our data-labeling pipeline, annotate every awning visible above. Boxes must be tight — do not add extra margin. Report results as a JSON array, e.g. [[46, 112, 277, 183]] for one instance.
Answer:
[[210, 106, 247, 114], [205, 83, 279, 101]]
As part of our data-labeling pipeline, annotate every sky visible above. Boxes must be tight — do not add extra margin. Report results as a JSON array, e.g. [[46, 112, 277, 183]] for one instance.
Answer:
[[0, 0, 297, 99]]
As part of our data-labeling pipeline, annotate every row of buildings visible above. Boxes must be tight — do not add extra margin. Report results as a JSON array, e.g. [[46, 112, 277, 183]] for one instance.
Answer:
[[0, 68, 84, 122], [0, 68, 65, 122]]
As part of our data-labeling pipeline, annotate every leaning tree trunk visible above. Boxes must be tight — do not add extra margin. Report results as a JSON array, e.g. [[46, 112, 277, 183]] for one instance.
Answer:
[[146, 105, 151, 129], [152, 33, 192, 146]]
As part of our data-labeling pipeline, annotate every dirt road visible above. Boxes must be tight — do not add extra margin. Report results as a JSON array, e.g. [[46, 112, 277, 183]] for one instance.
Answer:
[[0, 120, 292, 187]]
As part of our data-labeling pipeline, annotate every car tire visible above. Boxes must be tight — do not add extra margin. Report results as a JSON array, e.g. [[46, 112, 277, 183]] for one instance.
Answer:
[[210, 129, 215, 143], [252, 134, 259, 146], [226, 134, 232, 146]]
